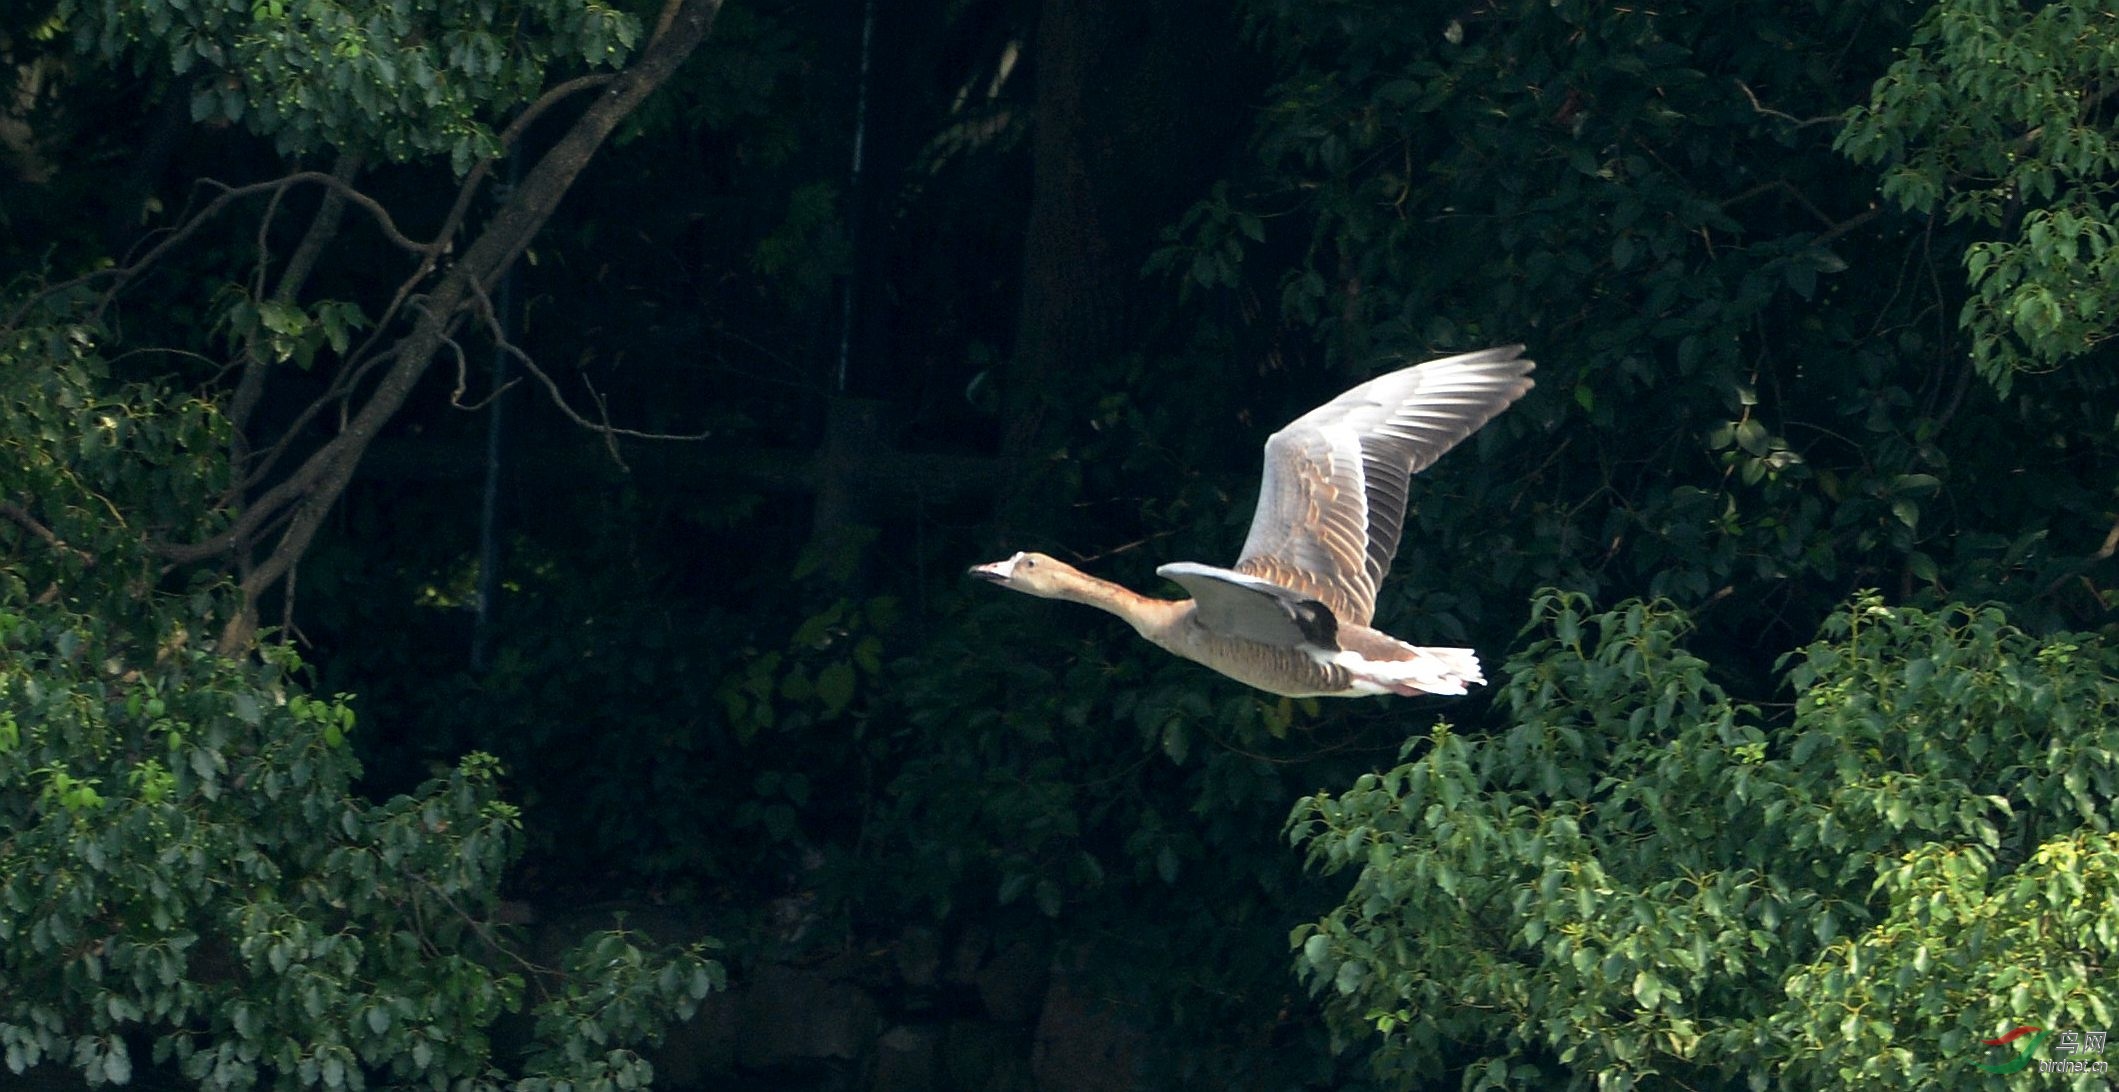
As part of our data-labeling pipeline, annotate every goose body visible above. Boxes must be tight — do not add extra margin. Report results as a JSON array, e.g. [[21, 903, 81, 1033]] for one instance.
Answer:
[[972, 346, 1533, 698]]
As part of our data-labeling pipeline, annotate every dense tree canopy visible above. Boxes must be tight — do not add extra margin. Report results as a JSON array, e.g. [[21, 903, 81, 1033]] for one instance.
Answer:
[[3, 0, 2116, 1089]]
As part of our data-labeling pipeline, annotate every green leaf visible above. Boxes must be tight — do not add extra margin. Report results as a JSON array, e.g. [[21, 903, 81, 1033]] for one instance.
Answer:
[[102, 1043, 130, 1085], [815, 661, 856, 717]]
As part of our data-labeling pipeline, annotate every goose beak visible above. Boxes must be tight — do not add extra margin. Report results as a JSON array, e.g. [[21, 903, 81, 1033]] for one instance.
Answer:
[[968, 558, 1014, 584]]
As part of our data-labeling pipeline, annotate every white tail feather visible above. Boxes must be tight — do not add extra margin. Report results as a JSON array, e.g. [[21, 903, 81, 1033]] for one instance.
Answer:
[[1328, 646, 1484, 697]]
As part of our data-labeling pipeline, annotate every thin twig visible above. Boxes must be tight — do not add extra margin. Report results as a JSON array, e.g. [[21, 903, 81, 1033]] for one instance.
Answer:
[[444, 326, 523, 412], [102, 345, 226, 373], [1735, 80, 1841, 129], [583, 377, 630, 470], [416, 875, 560, 986], [236, 342, 401, 493], [409, 76, 620, 334], [499, 74, 615, 152], [251, 179, 290, 303], [203, 172, 437, 255], [467, 276, 711, 444], [3, 170, 435, 335]]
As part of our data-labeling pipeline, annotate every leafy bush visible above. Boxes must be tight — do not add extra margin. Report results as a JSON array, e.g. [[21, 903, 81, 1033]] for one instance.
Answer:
[[1292, 592, 2119, 1089], [0, 310, 722, 1091]]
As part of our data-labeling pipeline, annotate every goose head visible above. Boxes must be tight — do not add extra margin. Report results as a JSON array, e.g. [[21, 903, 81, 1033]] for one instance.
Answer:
[[968, 551, 1082, 599]]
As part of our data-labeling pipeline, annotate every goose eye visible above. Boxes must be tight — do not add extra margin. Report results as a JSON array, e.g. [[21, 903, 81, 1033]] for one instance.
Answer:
[[1021, 557, 1037, 569]]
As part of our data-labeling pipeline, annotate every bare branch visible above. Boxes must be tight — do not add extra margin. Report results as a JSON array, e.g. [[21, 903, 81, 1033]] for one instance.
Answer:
[[205, 172, 438, 256], [466, 276, 709, 445], [585, 378, 630, 470], [422, 74, 614, 279], [277, 154, 366, 304], [440, 324, 523, 413], [161, 440, 337, 562], [3, 170, 435, 335], [1735, 80, 1841, 129], [500, 74, 616, 151], [160, 344, 411, 563], [251, 178, 291, 302], [236, 340, 402, 493], [335, 270, 452, 394]]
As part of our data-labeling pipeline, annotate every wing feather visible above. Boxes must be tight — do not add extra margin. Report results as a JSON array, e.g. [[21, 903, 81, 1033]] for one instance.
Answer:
[[1233, 346, 1534, 625], [1157, 563, 1338, 649]]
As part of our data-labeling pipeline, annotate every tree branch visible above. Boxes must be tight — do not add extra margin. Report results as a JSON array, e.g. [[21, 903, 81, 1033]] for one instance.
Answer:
[[1735, 80, 1841, 129], [1, 501, 94, 566], [209, 0, 728, 653], [230, 153, 367, 494], [276, 155, 367, 306], [466, 276, 710, 445], [2, 170, 434, 336]]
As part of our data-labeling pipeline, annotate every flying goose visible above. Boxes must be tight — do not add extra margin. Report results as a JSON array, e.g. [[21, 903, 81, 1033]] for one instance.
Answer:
[[970, 346, 1533, 698]]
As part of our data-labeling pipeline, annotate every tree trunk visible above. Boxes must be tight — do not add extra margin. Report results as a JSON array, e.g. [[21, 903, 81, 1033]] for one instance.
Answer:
[[998, 0, 1254, 538], [1001, 0, 1131, 518]]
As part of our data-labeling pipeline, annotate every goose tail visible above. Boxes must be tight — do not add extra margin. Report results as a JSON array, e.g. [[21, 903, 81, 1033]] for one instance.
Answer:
[[1332, 645, 1485, 697]]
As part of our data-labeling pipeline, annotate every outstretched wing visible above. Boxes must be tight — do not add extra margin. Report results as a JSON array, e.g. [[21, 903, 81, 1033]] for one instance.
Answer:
[[1232, 346, 1534, 626]]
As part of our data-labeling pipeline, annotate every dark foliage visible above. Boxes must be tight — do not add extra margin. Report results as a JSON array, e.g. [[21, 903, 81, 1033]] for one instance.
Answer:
[[4, 0, 2116, 1088]]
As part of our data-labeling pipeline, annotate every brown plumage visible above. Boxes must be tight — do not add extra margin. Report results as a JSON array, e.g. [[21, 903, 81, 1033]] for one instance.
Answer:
[[972, 347, 1534, 698]]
